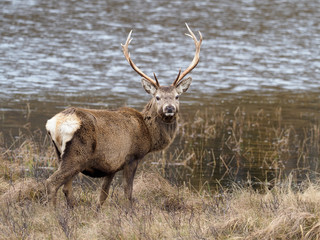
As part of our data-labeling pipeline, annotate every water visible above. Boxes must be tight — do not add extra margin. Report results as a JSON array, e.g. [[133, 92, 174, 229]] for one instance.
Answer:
[[0, 0, 319, 187]]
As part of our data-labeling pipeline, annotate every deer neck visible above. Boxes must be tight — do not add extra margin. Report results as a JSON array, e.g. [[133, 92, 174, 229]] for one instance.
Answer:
[[142, 99, 178, 152]]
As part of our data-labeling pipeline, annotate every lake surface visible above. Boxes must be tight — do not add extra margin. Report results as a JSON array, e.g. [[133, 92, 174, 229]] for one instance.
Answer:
[[0, 0, 319, 188]]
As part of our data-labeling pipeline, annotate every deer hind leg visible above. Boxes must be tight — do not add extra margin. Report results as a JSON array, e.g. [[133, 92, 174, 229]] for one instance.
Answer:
[[123, 159, 139, 201], [45, 163, 80, 207], [98, 173, 115, 208], [62, 178, 76, 208]]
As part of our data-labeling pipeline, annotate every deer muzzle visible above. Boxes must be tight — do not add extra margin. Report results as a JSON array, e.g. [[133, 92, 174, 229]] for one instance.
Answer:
[[164, 105, 176, 117]]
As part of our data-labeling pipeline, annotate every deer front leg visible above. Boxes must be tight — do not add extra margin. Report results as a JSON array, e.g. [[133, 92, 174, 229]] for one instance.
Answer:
[[98, 173, 115, 208], [123, 159, 139, 201]]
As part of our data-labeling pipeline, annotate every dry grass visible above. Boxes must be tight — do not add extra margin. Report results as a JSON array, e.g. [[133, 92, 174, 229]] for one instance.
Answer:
[[154, 106, 320, 190], [1, 173, 320, 239], [0, 106, 319, 239]]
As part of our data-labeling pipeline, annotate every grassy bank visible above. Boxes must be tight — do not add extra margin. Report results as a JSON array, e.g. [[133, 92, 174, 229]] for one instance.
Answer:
[[1, 172, 320, 239], [0, 106, 319, 239]]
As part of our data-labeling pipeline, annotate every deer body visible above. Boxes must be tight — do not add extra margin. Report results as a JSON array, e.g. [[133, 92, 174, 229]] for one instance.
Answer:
[[47, 107, 151, 175], [45, 24, 202, 207]]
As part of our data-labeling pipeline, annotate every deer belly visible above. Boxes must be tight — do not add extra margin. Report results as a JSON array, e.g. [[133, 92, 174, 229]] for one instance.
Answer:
[[81, 168, 110, 178]]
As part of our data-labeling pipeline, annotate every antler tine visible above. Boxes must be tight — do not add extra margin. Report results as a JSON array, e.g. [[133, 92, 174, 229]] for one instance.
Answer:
[[173, 69, 181, 86], [172, 23, 202, 86], [153, 72, 159, 87], [121, 31, 159, 87]]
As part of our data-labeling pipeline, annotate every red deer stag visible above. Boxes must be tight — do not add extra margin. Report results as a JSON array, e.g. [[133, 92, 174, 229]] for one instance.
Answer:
[[45, 24, 202, 207]]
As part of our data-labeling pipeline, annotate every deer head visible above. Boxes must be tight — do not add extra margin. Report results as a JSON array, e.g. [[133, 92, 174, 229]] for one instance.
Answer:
[[121, 23, 202, 122]]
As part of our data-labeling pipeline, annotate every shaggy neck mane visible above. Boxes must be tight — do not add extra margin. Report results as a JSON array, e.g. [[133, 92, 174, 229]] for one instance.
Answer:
[[142, 99, 178, 152]]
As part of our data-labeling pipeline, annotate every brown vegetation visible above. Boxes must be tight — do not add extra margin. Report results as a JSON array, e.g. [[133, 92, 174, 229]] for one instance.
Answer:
[[1, 171, 320, 239], [0, 106, 319, 239]]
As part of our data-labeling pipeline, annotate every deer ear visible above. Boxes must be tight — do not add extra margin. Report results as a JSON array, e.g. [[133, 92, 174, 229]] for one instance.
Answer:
[[141, 78, 157, 95], [176, 77, 192, 94]]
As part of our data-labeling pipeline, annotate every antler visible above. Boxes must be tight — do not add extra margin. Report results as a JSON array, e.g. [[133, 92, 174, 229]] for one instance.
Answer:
[[172, 23, 203, 86], [121, 31, 159, 87]]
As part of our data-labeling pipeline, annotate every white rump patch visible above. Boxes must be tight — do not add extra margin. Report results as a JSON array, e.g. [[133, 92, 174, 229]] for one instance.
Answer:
[[46, 112, 81, 157]]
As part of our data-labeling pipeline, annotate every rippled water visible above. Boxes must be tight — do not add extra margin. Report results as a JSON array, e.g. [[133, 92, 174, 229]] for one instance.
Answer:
[[1, 0, 319, 98], [0, 0, 319, 187]]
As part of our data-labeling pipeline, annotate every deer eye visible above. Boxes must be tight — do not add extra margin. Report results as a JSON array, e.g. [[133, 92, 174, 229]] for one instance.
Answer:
[[156, 96, 161, 101], [175, 95, 179, 100]]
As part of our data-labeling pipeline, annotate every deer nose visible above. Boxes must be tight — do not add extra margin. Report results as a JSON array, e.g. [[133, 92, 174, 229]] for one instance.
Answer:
[[165, 105, 176, 113]]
